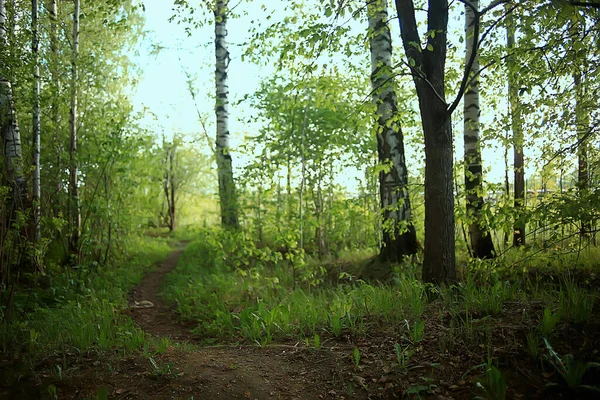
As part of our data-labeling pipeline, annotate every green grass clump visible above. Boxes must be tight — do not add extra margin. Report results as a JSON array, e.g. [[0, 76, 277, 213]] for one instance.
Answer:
[[162, 231, 428, 344], [0, 235, 171, 365]]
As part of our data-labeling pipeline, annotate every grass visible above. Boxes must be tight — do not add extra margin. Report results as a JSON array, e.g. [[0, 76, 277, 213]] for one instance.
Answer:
[[162, 230, 600, 350], [0, 235, 172, 370], [162, 233, 430, 343]]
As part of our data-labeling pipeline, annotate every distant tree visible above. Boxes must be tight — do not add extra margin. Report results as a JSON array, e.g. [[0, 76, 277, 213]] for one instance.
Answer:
[[32, 0, 41, 243], [68, 0, 81, 261], [505, 7, 526, 247]]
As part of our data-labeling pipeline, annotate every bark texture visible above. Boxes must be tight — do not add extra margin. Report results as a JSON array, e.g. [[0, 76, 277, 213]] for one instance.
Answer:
[[463, 0, 495, 258], [367, 0, 418, 263], [49, 0, 62, 216], [163, 142, 176, 232], [32, 0, 41, 242], [574, 68, 590, 237], [0, 0, 27, 209], [395, 0, 456, 284], [506, 11, 526, 247], [214, 0, 239, 229], [69, 0, 81, 260]]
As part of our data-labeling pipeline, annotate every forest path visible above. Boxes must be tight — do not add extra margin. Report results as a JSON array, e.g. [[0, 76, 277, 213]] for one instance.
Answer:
[[54, 243, 352, 400], [127, 244, 195, 341]]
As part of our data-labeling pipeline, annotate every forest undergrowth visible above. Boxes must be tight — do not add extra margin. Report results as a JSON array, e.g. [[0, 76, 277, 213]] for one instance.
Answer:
[[161, 227, 600, 398], [0, 228, 599, 399], [0, 236, 173, 390]]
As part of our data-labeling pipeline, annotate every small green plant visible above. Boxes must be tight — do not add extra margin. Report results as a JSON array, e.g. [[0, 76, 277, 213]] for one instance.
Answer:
[[28, 328, 40, 353], [559, 282, 595, 325], [148, 356, 173, 378], [538, 308, 560, 338], [525, 331, 540, 361], [353, 347, 361, 368], [96, 387, 108, 400], [46, 384, 58, 400], [475, 363, 506, 400], [393, 343, 414, 370], [155, 337, 170, 355], [329, 314, 343, 338], [408, 319, 425, 344], [313, 333, 321, 350], [542, 338, 600, 397]]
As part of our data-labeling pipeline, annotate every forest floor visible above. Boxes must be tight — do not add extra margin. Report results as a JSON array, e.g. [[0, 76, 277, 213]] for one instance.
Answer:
[[4, 242, 600, 399], [6, 244, 352, 400]]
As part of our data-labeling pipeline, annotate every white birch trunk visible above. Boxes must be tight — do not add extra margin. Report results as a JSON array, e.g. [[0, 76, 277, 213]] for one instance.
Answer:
[[463, 0, 494, 258], [69, 0, 81, 258], [49, 0, 61, 211], [32, 0, 41, 241], [214, 0, 239, 229], [0, 0, 27, 209], [367, 0, 418, 262]]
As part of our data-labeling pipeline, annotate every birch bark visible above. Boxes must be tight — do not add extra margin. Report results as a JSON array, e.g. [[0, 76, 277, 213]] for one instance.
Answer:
[[463, 0, 495, 258], [69, 0, 81, 259], [49, 0, 62, 214], [0, 0, 27, 209], [214, 0, 239, 229], [368, 0, 418, 262], [32, 0, 41, 241]]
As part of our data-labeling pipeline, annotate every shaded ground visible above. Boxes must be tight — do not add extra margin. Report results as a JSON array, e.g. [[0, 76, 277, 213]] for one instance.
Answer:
[[127, 246, 195, 341], [47, 346, 349, 400], [3, 244, 600, 399], [19, 244, 352, 400]]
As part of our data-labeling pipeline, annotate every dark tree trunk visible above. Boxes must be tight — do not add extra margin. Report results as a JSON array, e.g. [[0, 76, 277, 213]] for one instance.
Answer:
[[68, 0, 81, 262], [506, 11, 526, 247], [395, 0, 456, 284]]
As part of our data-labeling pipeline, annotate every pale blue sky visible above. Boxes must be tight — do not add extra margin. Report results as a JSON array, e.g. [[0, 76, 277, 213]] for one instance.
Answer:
[[131, 0, 543, 188]]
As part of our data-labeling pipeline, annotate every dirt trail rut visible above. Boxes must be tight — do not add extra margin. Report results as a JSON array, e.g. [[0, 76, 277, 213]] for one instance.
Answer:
[[128, 245, 195, 341], [85, 244, 351, 400]]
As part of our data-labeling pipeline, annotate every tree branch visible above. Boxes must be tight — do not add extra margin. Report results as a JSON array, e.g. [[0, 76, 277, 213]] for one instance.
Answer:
[[447, 5, 479, 116], [395, 0, 423, 69], [447, 0, 515, 116], [567, 1, 600, 9]]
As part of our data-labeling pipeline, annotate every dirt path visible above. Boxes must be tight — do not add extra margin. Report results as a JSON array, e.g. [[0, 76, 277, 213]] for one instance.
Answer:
[[51, 244, 354, 400], [127, 245, 195, 341]]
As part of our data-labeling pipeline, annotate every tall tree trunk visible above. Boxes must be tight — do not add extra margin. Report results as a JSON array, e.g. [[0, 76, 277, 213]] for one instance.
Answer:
[[463, 0, 494, 258], [49, 0, 61, 216], [574, 69, 590, 237], [68, 0, 81, 261], [506, 11, 525, 247], [314, 179, 326, 257], [395, 0, 456, 284], [169, 145, 176, 232], [0, 0, 27, 210], [367, 0, 419, 263], [503, 129, 510, 248], [214, 0, 239, 229], [32, 0, 41, 243], [162, 141, 176, 232]]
